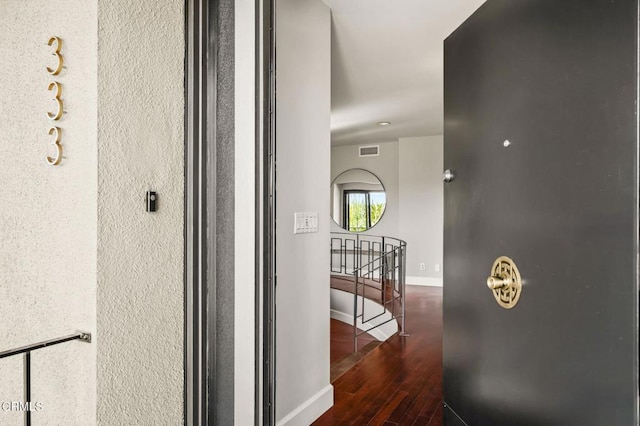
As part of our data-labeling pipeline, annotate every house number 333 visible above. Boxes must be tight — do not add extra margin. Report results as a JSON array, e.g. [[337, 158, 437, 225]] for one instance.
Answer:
[[46, 36, 64, 165]]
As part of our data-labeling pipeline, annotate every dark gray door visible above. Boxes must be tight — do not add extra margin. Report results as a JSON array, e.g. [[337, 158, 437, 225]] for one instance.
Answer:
[[443, 1, 639, 425]]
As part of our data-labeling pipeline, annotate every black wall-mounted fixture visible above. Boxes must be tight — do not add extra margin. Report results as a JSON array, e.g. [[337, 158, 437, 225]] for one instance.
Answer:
[[145, 191, 157, 212]]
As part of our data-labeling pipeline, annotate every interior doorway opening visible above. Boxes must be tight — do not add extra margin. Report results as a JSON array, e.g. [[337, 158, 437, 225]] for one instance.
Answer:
[[265, 0, 486, 424]]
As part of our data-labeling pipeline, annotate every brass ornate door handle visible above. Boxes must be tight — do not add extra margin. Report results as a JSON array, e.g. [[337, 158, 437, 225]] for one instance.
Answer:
[[486, 275, 511, 290], [487, 256, 522, 309]]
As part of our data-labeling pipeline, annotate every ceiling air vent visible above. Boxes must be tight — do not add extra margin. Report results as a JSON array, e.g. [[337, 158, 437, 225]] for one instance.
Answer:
[[359, 145, 379, 157]]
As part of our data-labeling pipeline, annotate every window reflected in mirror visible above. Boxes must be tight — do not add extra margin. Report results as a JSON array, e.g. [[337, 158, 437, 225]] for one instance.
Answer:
[[331, 169, 386, 232]]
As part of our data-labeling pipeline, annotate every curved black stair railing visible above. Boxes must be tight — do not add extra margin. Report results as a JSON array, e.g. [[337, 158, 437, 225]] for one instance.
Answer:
[[330, 232, 408, 351]]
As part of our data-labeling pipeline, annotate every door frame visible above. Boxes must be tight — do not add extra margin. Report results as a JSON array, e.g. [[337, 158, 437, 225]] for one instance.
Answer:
[[185, 0, 238, 423], [185, 0, 272, 423], [185, 0, 218, 423], [258, 0, 277, 423]]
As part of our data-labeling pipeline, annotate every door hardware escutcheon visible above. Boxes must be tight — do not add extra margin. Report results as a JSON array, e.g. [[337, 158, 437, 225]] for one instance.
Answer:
[[487, 256, 522, 309]]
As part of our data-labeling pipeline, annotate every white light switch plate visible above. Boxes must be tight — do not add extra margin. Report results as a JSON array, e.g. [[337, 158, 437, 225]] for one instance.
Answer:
[[294, 212, 318, 234]]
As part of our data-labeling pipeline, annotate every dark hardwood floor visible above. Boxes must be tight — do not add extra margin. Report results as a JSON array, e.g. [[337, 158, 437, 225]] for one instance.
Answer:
[[315, 286, 443, 426], [330, 319, 381, 383], [330, 318, 378, 364]]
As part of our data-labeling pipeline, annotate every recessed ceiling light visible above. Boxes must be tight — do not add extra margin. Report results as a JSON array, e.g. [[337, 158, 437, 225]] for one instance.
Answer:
[[377, 121, 391, 126]]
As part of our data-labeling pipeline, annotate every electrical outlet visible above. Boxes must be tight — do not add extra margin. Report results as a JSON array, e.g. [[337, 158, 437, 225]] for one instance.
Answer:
[[419, 263, 426, 271], [435, 263, 441, 272]]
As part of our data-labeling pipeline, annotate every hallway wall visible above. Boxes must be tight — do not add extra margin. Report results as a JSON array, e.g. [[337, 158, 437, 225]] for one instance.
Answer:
[[275, 0, 333, 424], [331, 141, 400, 238], [331, 136, 444, 285], [0, 2, 97, 425], [398, 135, 443, 284], [96, 1, 184, 424]]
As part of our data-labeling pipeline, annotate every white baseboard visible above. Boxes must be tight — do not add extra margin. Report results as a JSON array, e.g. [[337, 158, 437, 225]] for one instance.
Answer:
[[276, 384, 334, 426], [406, 276, 442, 287]]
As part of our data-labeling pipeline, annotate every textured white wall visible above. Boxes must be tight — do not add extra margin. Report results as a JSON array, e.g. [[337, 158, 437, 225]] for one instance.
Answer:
[[275, 0, 333, 424], [96, 1, 184, 424], [0, 1, 97, 425], [399, 136, 443, 283]]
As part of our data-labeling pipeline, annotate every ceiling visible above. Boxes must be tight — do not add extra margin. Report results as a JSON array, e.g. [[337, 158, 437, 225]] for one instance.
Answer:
[[323, 0, 486, 146]]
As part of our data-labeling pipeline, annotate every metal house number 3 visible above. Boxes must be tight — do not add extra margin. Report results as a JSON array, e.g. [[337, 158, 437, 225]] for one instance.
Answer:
[[46, 36, 64, 166]]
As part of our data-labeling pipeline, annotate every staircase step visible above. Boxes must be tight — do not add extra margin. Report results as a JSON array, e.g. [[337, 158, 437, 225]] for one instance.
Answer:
[[330, 340, 382, 383]]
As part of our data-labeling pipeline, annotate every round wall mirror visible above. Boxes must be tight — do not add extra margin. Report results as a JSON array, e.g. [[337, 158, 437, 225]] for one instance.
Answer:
[[330, 168, 387, 232]]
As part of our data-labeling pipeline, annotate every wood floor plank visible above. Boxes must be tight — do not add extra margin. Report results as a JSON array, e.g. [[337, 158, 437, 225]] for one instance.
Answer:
[[426, 403, 443, 425], [314, 286, 443, 425], [367, 390, 408, 426], [330, 319, 378, 364]]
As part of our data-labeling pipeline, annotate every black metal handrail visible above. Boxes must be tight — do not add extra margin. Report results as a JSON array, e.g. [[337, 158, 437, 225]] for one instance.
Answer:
[[0, 332, 91, 359], [330, 233, 408, 351], [0, 332, 92, 426]]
